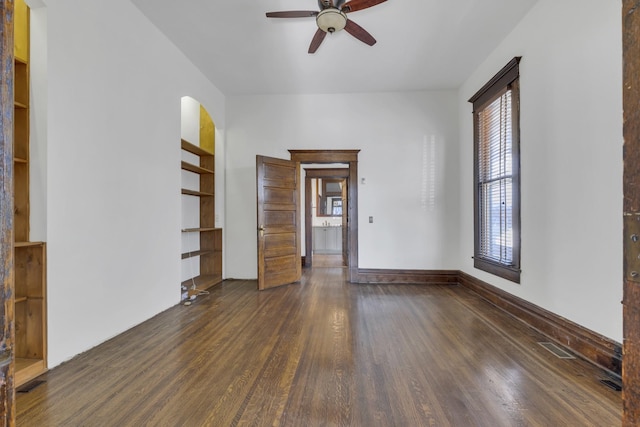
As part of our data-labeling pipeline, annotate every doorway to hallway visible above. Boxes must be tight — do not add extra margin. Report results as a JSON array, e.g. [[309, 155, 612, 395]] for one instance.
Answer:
[[304, 168, 349, 268], [289, 150, 360, 282]]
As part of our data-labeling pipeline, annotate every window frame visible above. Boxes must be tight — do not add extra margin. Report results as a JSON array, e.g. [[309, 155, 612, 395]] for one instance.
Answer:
[[468, 57, 521, 283]]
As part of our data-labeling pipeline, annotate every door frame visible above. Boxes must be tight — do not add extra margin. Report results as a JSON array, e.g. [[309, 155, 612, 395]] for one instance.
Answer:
[[304, 168, 350, 267], [289, 150, 360, 282], [623, 1, 640, 424]]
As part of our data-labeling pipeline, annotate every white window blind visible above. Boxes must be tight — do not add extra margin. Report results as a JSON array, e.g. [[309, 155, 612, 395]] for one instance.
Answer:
[[477, 90, 513, 265]]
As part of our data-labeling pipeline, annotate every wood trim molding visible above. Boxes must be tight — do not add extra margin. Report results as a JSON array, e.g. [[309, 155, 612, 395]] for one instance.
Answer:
[[468, 56, 521, 108], [353, 269, 459, 285], [289, 150, 359, 281], [457, 271, 622, 377], [623, 0, 640, 423], [0, 0, 15, 421], [304, 168, 350, 179], [289, 149, 360, 164]]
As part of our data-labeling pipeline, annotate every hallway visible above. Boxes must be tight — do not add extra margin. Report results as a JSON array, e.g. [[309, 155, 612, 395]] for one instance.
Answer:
[[17, 267, 621, 426]]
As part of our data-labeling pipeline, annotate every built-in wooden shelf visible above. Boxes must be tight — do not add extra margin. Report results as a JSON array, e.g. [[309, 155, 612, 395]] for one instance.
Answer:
[[13, 0, 47, 388], [181, 161, 214, 175], [181, 138, 213, 157], [14, 242, 47, 387], [181, 250, 216, 260], [15, 241, 44, 248], [182, 227, 218, 233], [15, 358, 46, 387], [181, 188, 214, 197], [181, 134, 221, 301], [181, 274, 223, 290]]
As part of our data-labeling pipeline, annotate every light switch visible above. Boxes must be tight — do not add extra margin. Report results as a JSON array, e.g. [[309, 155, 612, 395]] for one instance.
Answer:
[[369, 216, 373, 223]]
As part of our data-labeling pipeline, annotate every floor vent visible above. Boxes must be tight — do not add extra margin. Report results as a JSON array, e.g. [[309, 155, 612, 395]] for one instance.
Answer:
[[17, 380, 46, 393], [600, 379, 622, 392], [538, 342, 576, 359]]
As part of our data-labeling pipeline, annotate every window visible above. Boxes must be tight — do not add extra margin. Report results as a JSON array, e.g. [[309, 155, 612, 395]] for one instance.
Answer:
[[468, 57, 521, 283]]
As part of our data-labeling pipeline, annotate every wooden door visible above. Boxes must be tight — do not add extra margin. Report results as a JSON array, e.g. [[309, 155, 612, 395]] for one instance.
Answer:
[[256, 156, 301, 290]]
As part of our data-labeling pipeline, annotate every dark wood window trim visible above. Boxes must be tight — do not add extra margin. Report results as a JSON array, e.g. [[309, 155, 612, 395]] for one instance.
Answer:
[[469, 57, 521, 283]]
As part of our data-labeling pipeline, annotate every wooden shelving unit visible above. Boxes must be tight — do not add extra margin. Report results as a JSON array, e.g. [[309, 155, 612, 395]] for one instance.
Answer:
[[13, 0, 47, 386], [14, 242, 46, 386], [14, 55, 29, 243], [181, 138, 222, 299]]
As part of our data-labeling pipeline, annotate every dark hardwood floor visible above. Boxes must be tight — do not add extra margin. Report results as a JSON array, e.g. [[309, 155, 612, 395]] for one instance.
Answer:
[[17, 267, 621, 426]]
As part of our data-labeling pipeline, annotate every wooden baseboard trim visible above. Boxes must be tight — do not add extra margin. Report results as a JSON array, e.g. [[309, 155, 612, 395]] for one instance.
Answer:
[[457, 271, 622, 377], [353, 268, 459, 285]]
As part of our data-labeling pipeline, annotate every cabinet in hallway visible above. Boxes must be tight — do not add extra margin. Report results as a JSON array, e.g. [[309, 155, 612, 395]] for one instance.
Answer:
[[312, 226, 342, 254]]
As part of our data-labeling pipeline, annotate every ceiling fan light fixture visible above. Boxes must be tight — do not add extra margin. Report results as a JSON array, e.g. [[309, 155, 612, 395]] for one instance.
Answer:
[[316, 8, 347, 33]]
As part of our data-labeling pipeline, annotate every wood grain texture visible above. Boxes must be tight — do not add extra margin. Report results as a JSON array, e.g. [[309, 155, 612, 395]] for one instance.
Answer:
[[355, 268, 459, 284], [289, 149, 360, 164], [256, 156, 301, 290], [0, 0, 15, 424], [623, 0, 640, 213], [624, 1, 640, 424], [17, 268, 620, 426]]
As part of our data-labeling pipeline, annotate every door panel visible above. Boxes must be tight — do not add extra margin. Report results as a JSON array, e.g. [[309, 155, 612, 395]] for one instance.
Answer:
[[257, 155, 301, 290]]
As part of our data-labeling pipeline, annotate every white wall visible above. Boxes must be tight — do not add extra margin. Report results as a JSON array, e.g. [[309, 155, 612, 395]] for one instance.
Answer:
[[180, 97, 200, 144], [458, 0, 622, 341], [29, 5, 47, 241], [46, 0, 226, 367], [37, 0, 622, 369], [226, 91, 459, 279]]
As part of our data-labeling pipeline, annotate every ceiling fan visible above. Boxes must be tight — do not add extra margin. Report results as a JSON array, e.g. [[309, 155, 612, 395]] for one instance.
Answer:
[[266, 0, 387, 54]]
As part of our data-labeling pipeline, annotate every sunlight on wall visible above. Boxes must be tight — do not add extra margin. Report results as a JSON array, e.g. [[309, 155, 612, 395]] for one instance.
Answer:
[[421, 134, 437, 212]]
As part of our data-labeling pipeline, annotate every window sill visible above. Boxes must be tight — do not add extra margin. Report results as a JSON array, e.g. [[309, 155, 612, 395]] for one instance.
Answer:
[[474, 257, 520, 284]]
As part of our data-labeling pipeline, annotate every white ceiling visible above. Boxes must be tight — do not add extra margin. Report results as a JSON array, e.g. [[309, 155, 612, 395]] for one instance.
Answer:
[[131, 0, 539, 96]]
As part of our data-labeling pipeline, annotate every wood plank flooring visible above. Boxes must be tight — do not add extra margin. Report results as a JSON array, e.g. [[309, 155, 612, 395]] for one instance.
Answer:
[[17, 267, 621, 426], [312, 254, 344, 268]]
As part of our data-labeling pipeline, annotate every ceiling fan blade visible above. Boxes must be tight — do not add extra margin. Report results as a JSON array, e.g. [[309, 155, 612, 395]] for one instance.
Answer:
[[341, 0, 387, 13], [344, 19, 376, 46], [266, 11, 319, 18], [308, 28, 327, 54]]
